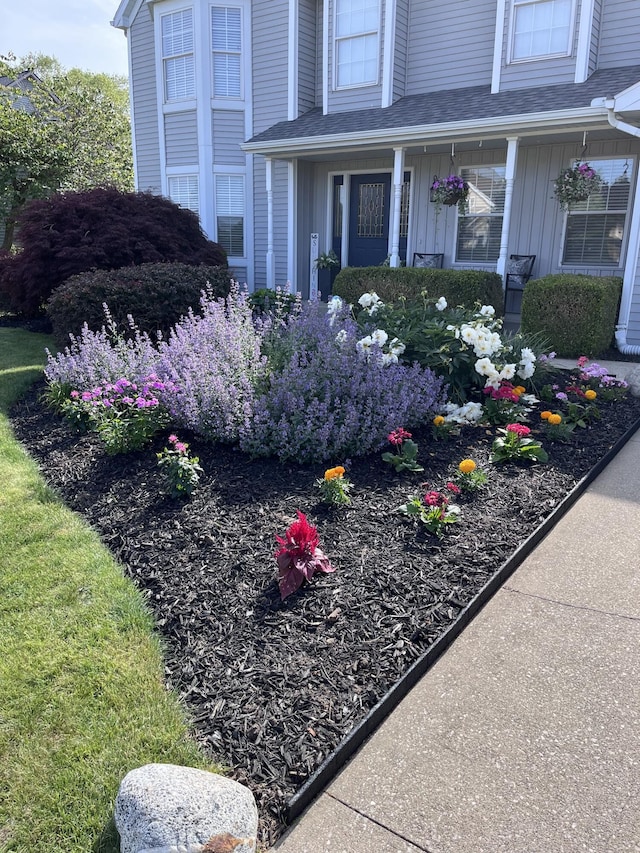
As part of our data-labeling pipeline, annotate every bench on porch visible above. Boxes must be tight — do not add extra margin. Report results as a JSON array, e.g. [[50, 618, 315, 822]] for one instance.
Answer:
[[412, 252, 444, 269], [504, 254, 536, 315]]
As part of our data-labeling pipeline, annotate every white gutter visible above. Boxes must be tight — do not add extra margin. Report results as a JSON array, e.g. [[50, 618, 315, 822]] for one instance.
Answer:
[[606, 102, 640, 355], [242, 106, 608, 156]]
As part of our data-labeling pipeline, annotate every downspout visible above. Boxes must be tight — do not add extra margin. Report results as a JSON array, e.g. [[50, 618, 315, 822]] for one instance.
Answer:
[[605, 103, 640, 354]]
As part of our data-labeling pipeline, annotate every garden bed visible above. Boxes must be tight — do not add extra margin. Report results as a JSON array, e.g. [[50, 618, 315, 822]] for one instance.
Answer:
[[10, 379, 640, 848]]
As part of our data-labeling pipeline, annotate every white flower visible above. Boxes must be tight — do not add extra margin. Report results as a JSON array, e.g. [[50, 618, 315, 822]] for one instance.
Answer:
[[517, 361, 535, 380], [444, 401, 483, 425], [479, 304, 495, 317], [484, 369, 502, 389], [389, 337, 406, 356], [358, 291, 384, 315], [381, 352, 398, 366], [435, 296, 447, 311], [356, 335, 373, 358], [327, 295, 343, 325], [367, 301, 383, 316], [358, 292, 374, 308], [474, 357, 495, 376], [499, 363, 516, 380], [520, 347, 536, 363], [371, 328, 389, 347], [460, 325, 478, 346], [447, 504, 461, 515], [335, 329, 348, 345]]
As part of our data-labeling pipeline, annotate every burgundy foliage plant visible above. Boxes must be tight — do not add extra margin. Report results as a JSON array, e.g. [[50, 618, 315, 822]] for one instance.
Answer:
[[275, 511, 335, 600]]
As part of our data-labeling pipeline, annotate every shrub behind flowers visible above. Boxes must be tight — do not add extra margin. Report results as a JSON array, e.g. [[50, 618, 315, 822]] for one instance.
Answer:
[[241, 301, 447, 464]]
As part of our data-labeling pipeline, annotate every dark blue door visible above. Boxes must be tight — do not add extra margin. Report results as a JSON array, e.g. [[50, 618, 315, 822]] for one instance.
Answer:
[[348, 173, 391, 267]]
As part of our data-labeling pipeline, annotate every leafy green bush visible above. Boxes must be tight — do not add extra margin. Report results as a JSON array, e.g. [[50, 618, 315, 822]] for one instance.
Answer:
[[333, 266, 504, 315], [521, 274, 622, 357], [46, 262, 231, 344]]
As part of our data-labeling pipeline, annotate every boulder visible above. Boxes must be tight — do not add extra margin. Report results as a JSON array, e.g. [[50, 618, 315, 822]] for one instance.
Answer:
[[115, 764, 258, 853], [624, 365, 640, 397]]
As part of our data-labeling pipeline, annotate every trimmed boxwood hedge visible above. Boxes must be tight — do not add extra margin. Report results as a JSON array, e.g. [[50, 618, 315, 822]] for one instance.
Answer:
[[332, 266, 504, 314], [46, 262, 232, 345], [521, 274, 622, 357]]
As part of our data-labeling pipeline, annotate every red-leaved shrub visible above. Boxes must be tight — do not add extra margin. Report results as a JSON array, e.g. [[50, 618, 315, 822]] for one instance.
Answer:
[[1, 188, 227, 316]]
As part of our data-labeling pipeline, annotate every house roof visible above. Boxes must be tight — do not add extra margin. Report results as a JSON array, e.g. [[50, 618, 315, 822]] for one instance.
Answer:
[[245, 65, 640, 155]]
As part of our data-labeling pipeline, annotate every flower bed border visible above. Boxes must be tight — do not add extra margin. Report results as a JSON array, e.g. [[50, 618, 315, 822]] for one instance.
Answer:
[[287, 412, 640, 823]]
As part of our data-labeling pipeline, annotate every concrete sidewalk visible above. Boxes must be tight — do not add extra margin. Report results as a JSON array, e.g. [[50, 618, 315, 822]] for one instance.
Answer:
[[274, 361, 640, 853]]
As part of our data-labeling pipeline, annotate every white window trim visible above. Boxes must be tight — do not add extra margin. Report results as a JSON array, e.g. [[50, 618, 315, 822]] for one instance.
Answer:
[[210, 4, 244, 101], [507, 0, 577, 65], [333, 0, 382, 91], [559, 156, 635, 269], [159, 5, 197, 103], [454, 163, 507, 266]]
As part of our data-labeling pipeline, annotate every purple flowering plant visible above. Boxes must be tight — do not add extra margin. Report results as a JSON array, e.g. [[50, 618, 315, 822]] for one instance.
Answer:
[[430, 174, 469, 211], [553, 162, 601, 210]]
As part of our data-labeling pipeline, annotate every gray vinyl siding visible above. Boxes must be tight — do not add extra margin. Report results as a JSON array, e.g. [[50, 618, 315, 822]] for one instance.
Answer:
[[252, 0, 289, 134], [316, 0, 324, 109], [274, 160, 289, 286], [405, 0, 495, 95], [129, 2, 161, 193], [598, 0, 640, 69], [326, 0, 384, 112], [212, 110, 246, 165], [628, 265, 640, 346], [164, 111, 198, 166], [393, 0, 409, 102], [298, 0, 318, 114], [589, 0, 601, 76], [499, 0, 580, 91]]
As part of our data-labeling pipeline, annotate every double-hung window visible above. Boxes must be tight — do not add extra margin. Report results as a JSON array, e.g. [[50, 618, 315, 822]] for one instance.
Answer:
[[162, 9, 195, 101], [215, 174, 244, 257], [335, 0, 380, 89], [211, 6, 242, 98], [456, 166, 506, 264], [562, 159, 633, 267], [510, 0, 573, 61], [168, 175, 199, 215]]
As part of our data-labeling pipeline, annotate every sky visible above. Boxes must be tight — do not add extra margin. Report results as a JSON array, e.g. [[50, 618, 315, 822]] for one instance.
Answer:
[[1, 0, 129, 78]]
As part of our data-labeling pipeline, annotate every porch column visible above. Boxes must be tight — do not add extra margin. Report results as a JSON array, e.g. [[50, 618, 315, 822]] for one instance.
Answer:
[[390, 146, 405, 268], [497, 136, 519, 278], [266, 157, 275, 289]]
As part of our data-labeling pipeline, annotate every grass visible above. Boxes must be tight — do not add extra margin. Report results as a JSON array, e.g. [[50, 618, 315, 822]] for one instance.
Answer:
[[0, 328, 215, 853]]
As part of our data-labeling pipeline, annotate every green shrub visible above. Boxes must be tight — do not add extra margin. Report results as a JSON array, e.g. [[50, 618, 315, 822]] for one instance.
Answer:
[[46, 262, 232, 344], [521, 274, 622, 357], [333, 266, 504, 315]]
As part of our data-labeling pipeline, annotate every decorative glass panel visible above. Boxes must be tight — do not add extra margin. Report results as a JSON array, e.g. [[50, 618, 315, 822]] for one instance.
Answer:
[[333, 183, 343, 239], [357, 183, 385, 238], [400, 180, 410, 239]]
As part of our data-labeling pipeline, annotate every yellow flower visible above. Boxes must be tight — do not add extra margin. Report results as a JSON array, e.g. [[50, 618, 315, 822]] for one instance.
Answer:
[[513, 385, 526, 396], [540, 410, 552, 420], [433, 415, 445, 427], [459, 459, 476, 474], [585, 389, 597, 401], [324, 466, 345, 481], [548, 413, 562, 425]]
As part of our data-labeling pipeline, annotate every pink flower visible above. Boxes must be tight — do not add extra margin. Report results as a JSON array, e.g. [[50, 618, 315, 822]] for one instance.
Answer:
[[388, 427, 412, 446], [577, 355, 589, 368], [506, 423, 531, 437], [174, 442, 187, 453], [168, 434, 178, 444], [446, 482, 461, 495]]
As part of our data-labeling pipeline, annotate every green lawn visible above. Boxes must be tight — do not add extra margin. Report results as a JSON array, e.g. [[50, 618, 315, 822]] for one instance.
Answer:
[[0, 328, 214, 853]]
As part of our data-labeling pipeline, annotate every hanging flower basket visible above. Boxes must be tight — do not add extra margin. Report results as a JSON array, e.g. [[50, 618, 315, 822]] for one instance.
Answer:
[[430, 174, 470, 212], [553, 161, 601, 210]]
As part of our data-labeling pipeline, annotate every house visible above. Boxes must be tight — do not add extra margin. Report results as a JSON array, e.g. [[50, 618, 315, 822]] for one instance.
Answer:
[[111, 0, 640, 351]]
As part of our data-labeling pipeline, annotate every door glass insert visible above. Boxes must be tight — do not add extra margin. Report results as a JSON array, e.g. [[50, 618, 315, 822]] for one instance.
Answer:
[[357, 182, 385, 237]]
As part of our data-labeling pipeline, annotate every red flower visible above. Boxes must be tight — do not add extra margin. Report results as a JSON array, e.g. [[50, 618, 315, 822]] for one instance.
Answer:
[[446, 481, 461, 495], [506, 423, 531, 437], [388, 427, 412, 446], [275, 511, 334, 600]]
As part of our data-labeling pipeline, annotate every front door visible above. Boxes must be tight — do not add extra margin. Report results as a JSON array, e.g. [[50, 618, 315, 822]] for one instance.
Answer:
[[348, 173, 391, 267]]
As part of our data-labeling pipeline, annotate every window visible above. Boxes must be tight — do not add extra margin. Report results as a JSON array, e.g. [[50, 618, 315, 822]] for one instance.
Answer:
[[335, 0, 380, 88], [168, 175, 199, 214], [215, 174, 244, 256], [162, 9, 195, 101], [456, 166, 506, 263], [511, 0, 573, 61], [562, 159, 633, 267], [211, 6, 242, 98]]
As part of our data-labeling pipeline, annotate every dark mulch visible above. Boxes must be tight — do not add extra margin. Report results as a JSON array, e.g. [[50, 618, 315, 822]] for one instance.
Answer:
[[9, 380, 640, 848]]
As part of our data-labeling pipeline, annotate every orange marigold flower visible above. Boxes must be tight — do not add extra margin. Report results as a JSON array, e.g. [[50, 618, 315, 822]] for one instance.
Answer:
[[540, 410, 552, 420], [458, 459, 476, 474], [548, 413, 562, 425], [584, 389, 597, 401], [324, 466, 345, 481], [433, 415, 445, 427], [513, 385, 526, 396]]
